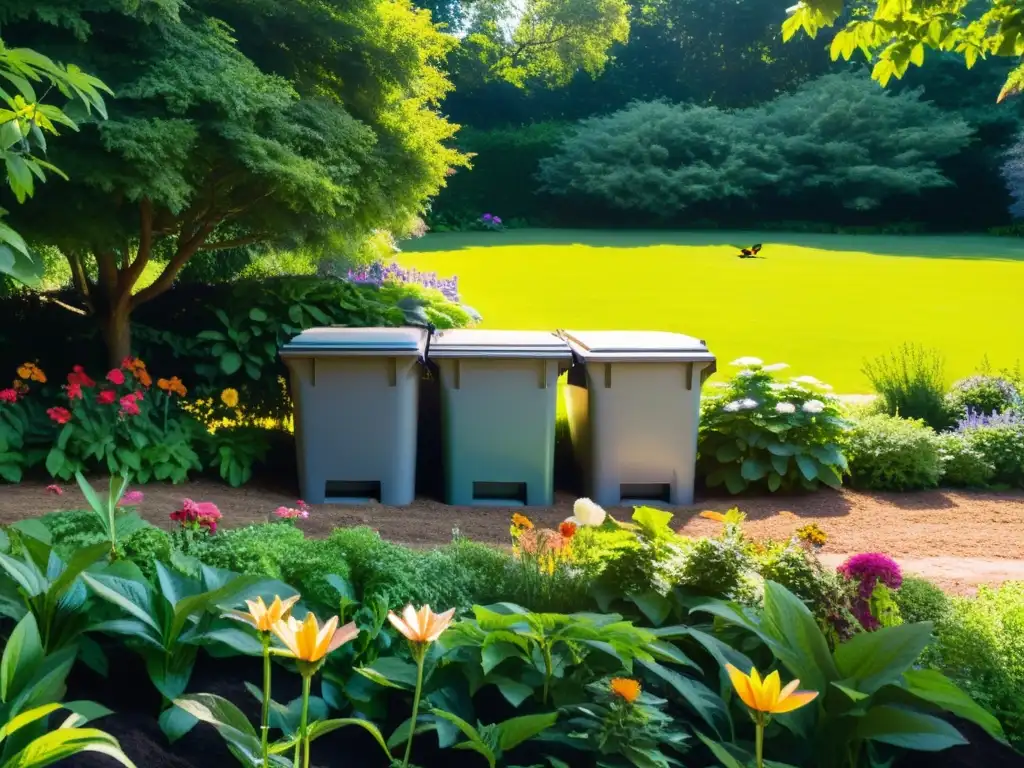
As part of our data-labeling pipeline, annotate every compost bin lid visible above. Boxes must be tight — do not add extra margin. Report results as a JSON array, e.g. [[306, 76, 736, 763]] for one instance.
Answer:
[[429, 329, 572, 360], [557, 330, 715, 364], [280, 327, 426, 357]]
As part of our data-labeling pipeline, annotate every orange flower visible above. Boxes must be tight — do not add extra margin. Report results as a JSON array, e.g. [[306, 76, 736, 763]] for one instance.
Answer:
[[511, 513, 533, 530], [272, 612, 358, 663], [387, 604, 456, 644], [136, 369, 152, 387], [700, 511, 728, 523], [226, 595, 300, 633], [558, 520, 577, 539], [16, 364, 32, 380], [610, 678, 641, 704], [158, 376, 186, 397]]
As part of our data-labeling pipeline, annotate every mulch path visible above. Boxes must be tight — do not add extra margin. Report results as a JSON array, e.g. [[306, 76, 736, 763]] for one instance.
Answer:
[[10, 479, 1024, 594]]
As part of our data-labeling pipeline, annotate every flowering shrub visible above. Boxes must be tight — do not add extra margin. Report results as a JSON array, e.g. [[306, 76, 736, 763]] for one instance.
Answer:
[[347, 260, 461, 303], [698, 358, 849, 493], [838, 552, 903, 631], [479, 212, 504, 231], [937, 432, 996, 487], [956, 411, 1024, 487], [945, 375, 1021, 419], [170, 498, 222, 554], [845, 413, 944, 491], [40, 358, 201, 483]]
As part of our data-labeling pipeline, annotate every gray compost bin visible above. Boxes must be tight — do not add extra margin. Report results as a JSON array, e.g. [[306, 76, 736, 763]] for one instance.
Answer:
[[280, 327, 426, 506], [429, 329, 572, 506], [558, 330, 716, 507]]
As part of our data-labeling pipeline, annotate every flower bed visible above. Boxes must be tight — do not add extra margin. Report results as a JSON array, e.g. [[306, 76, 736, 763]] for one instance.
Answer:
[[1, 491, 1019, 768]]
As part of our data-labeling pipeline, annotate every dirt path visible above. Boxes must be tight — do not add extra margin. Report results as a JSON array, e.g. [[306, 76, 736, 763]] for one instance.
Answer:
[[6, 480, 1024, 594]]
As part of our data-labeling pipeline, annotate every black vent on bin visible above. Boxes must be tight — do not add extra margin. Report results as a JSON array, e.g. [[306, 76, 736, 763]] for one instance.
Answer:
[[620, 483, 670, 503], [325, 481, 382, 502], [472, 482, 528, 504]]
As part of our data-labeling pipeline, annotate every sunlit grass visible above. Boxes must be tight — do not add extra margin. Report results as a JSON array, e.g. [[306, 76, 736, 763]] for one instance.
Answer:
[[399, 229, 1024, 393]]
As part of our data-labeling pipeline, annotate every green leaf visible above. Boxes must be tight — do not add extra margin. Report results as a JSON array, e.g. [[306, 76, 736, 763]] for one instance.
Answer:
[[430, 710, 494, 767], [159, 705, 198, 743], [694, 731, 746, 768], [741, 457, 769, 481], [761, 581, 838, 693], [834, 622, 933, 695], [637, 659, 729, 736], [901, 669, 1005, 741], [767, 472, 782, 492], [1, 613, 42, 702], [80, 573, 161, 635], [357, 657, 419, 689], [631, 506, 674, 538], [306, 718, 391, 758], [220, 352, 243, 375], [495, 711, 558, 751], [766, 442, 798, 456], [3, 725, 136, 767], [769, 454, 789, 475], [488, 675, 534, 707], [50, 542, 110, 602], [794, 454, 819, 482], [715, 443, 742, 462], [630, 591, 673, 627], [45, 448, 66, 478], [855, 705, 967, 750], [173, 694, 258, 740], [248, 308, 268, 322], [831, 682, 869, 702]]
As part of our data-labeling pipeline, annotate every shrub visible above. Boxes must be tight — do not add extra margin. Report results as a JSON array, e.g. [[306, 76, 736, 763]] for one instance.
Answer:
[[1003, 129, 1024, 219], [945, 375, 1022, 419], [862, 343, 950, 430], [895, 576, 952, 626], [698, 359, 849, 493], [959, 419, 1024, 488], [927, 582, 1024, 746], [845, 414, 944, 491], [41, 510, 171, 580], [937, 432, 996, 487]]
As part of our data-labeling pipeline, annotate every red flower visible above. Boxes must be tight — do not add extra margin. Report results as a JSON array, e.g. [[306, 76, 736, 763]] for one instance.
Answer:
[[119, 395, 141, 417], [66, 382, 83, 400], [0, 388, 17, 404], [106, 369, 125, 385], [47, 407, 72, 425], [45, 484, 63, 496], [68, 366, 96, 388], [97, 390, 117, 405], [121, 357, 138, 370], [559, 521, 578, 539], [171, 499, 222, 534]]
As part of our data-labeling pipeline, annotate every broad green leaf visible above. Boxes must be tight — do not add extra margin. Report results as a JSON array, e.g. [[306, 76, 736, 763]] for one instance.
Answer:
[[430, 709, 492, 765], [767, 472, 782, 492], [495, 712, 558, 751], [631, 506, 675, 539], [834, 622, 933, 694], [170, 574, 263, 642], [159, 705, 198, 743], [0, 703, 61, 741], [630, 591, 672, 627], [488, 675, 534, 707], [385, 715, 435, 750], [855, 705, 967, 750], [767, 442, 798, 456], [1, 613, 43, 702], [694, 731, 746, 768], [900, 669, 1005, 741], [358, 657, 419, 689], [831, 682, 869, 702], [637, 659, 729, 736], [715, 443, 742, 463], [59, 700, 114, 729], [3, 727, 135, 768], [741, 458, 769, 481], [50, 542, 109, 602], [794, 454, 819, 482], [761, 581, 838, 692], [173, 694, 258, 740], [307, 718, 391, 758], [220, 352, 243, 375], [80, 573, 160, 634]]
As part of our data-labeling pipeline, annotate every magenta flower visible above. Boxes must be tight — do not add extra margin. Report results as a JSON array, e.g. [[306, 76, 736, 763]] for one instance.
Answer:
[[838, 553, 902, 631], [481, 213, 493, 221], [120, 490, 144, 506]]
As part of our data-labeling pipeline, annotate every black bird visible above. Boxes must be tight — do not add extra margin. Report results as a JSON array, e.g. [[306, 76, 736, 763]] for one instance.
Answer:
[[731, 243, 763, 259]]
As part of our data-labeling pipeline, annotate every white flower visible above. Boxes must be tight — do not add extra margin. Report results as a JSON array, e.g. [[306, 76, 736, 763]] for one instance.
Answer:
[[736, 369, 755, 377], [724, 401, 742, 412], [792, 375, 833, 389], [763, 363, 789, 372], [739, 398, 758, 410], [729, 357, 763, 367], [802, 399, 825, 414], [775, 402, 796, 414], [570, 497, 607, 527], [769, 383, 788, 391]]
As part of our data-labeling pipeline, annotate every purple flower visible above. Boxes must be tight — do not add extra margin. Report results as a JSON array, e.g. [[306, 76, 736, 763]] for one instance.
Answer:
[[838, 553, 902, 631], [482, 213, 493, 221], [957, 408, 1024, 431], [493, 216, 502, 225], [347, 261, 461, 303]]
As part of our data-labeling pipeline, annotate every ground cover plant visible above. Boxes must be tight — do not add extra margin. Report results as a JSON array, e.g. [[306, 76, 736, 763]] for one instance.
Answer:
[[397, 230, 1024, 392], [3, 490, 1014, 768]]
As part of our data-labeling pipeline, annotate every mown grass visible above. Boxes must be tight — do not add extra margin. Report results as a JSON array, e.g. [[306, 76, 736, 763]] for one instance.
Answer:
[[399, 229, 1024, 392]]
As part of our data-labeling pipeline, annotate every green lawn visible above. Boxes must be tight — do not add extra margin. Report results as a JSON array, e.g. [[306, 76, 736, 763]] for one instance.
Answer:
[[397, 229, 1024, 393]]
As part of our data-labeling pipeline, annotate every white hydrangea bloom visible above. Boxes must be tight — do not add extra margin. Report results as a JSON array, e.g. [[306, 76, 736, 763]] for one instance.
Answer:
[[570, 497, 607, 527], [769, 383, 788, 391], [724, 401, 743, 412], [739, 398, 758, 410], [763, 363, 789, 372], [802, 399, 826, 414], [775, 402, 797, 414], [729, 357, 763, 367]]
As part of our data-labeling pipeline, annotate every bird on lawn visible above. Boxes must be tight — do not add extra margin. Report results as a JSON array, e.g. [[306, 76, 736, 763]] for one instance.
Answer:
[[731, 243, 763, 259]]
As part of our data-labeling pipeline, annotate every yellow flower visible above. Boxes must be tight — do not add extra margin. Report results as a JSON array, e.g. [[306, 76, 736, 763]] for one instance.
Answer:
[[725, 664, 818, 715], [272, 612, 358, 663], [16, 364, 33, 380], [387, 604, 456, 644], [226, 594, 300, 633], [610, 678, 641, 704], [511, 513, 533, 530], [221, 387, 239, 408]]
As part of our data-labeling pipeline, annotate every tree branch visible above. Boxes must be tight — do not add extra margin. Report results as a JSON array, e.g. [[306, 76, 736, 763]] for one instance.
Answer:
[[131, 221, 215, 309], [66, 251, 93, 307], [119, 198, 154, 294], [95, 248, 118, 296]]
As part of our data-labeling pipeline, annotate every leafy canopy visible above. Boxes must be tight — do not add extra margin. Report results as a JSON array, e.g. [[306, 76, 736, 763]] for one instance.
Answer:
[[783, 0, 1024, 102]]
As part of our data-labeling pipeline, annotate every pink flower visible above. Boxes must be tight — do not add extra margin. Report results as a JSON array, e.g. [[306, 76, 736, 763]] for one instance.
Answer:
[[97, 390, 117, 405], [274, 505, 309, 520], [119, 395, 141, 417], [171, 499, 222, 533], [120, 490, 144, 506], [47, 407, 72, 425], [106, 369, 125, 386], [66, 382, 83, 400], [46, 484, 63, 496], [838, 553, 903, 631], [0, 389, 17, 404], [68, 366, 96, 388]]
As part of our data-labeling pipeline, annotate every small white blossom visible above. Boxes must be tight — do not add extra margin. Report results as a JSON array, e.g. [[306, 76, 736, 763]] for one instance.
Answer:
[[736, 369, 755, 377], [570, 497, 607, 527], [739, 398, 758, 410], [769, 383, 788, 391], [724, 401, 743, 412], [802, 399, 826, 414], [763, 363, 789, 372], [775, 402, 797, 414], [730, 357, 763, 367]]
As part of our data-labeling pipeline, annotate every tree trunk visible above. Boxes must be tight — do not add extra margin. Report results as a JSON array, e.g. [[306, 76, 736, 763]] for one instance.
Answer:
[[100, 302, 132, 369]]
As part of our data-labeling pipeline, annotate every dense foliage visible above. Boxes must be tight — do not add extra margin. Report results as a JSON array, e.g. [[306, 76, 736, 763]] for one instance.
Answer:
[[846, 414, 945, 491], [3, 0, 466, 363], [862, 343, 951, 430]]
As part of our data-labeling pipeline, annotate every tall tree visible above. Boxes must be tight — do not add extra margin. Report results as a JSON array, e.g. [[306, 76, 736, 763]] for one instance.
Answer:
[[2, 0, 464, 364]]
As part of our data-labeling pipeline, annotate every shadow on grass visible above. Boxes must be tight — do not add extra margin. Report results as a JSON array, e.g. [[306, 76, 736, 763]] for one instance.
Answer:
[[403, 228, 1024, 262]]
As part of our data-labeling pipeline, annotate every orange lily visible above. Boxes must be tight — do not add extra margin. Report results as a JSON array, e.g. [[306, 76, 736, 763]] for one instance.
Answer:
[[725, 664, 818, 714], [388, 604, 456, 644], [272, 613, 359, 663], [226, 594, 300, 633], [610, 678, 641, 704]]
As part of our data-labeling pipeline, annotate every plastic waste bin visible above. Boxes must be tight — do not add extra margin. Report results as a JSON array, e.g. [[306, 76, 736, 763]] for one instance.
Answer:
[[558, 330, 716, 507], [280, 327, 426, 505], [430, 329, 572, 506]]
